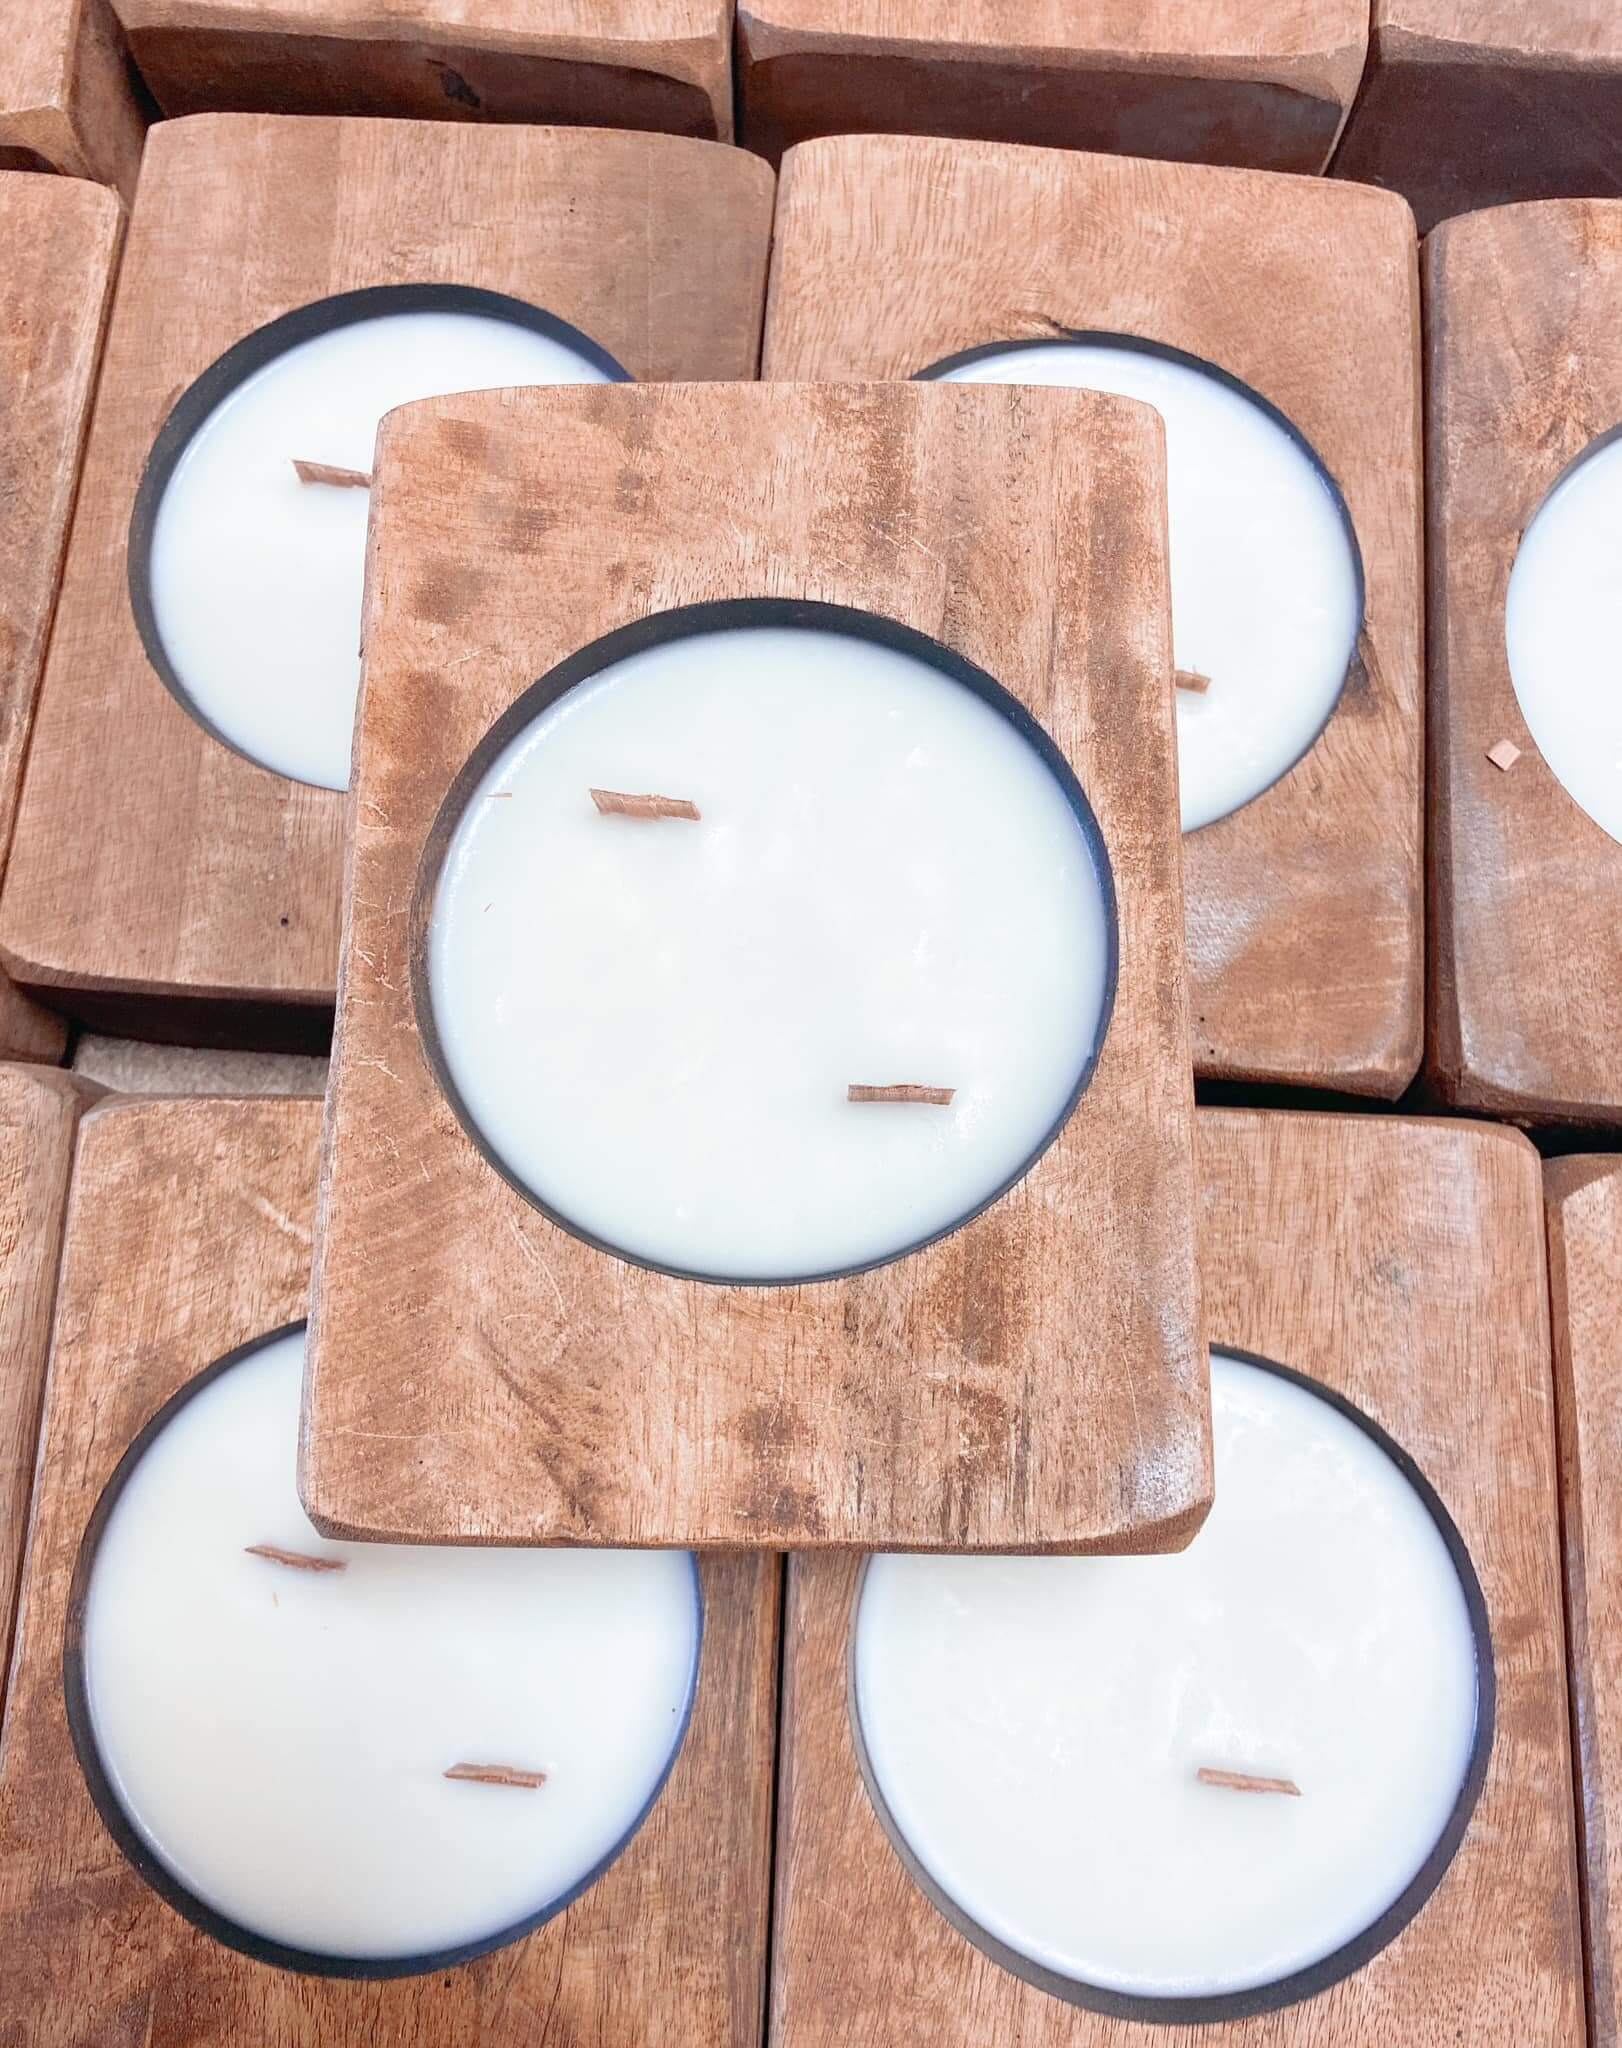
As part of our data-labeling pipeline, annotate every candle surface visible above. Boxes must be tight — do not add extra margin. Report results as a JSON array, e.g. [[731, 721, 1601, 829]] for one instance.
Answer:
[[935, 344, 1360, 832], [80, 1329, 699, 1963], [853, 1351, 1481, 2004], [147, 309, 614, 791], [426, 622, 1112, 1281], [1505, 431, 1622, 844]]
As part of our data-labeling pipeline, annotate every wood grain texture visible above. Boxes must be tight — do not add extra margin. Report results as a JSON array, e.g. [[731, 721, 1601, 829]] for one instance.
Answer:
[[303, 376, 1211, 1554], [0, 0, 148, 199], [774, 1108, 1582, 2047], [0, 174, 121, 1068], [70, 1034, 329, 1097], [1425, 201, 1622, 1124], [1545, 1154, 1622, 2047], [0, 115, 773, 1048], [737, 0, 1366, 172], [115, 0, 732, 139], [0, 1094, 778, 2046], [0, 1066, 87, 1730], [763, 137, 1424, 1098], [1333, 2, 1622, 234]]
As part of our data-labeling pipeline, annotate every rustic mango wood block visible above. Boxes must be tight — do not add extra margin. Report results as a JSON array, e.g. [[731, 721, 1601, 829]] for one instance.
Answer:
[[0, 1066, 89, 1718], [1333, 3, 1622, 236], [0, 0, 147, 199], [302, 376, 1210, 1554], [764, 137, 1424, 1098], [114, 0, 732, 140], [0, 173, 121, 1066], [774, 1109, 1581, 2044], [1545, 1154, 1622, 2046], [1426, 201, 1622, 1124], [737, 0, 1367, 173], [0, 115, 773, 1051], [0, 1093, 778, 2044]]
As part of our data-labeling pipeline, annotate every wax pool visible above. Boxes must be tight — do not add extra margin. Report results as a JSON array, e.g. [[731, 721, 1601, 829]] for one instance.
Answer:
[[147, 309, 614, 791], [853, 1351, 1481, 2005], [426, 622, 1113, 1282], [935, 343, 1361, 832], [1505, 431, 1622, 845], [79, 1329, 699, 1963]]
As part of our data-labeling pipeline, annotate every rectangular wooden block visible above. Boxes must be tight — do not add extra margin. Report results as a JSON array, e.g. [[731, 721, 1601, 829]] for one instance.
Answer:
[[0, 0, 147, 199], [737, 0, 1367, 173], [115, 0, 732, 141], [1425, 200, 1622, 1124], [0, 1094, 778, 2046], [1333, 2, 1622, 235], [773, 1108, 1582, 2045], [303, 376, 1211, 1554], [764, 137, 1424, 1098], [0, 115, 774, 1049]]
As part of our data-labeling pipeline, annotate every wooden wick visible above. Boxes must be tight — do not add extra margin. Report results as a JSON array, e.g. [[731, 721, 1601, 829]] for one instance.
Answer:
[[589, 788, 701, 822], [1174, 668, 1212, 695], [292, 458, 372, 489], [847, 1084, 956, 1106], [244, 1543, 347, 1574], [1196, 1766, 1301, 1797], [444, 1761, 548, 1789]]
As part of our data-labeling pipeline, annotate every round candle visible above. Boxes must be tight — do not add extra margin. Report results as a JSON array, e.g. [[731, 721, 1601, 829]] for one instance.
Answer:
[[75, 1327, 699, 1966], [145, 305, 617, 791], [1505, 430, 1622, 844], [425, 616, 1113, 1282], [932, 342, 1361, 832], [853, 1350, 1483, 2009]]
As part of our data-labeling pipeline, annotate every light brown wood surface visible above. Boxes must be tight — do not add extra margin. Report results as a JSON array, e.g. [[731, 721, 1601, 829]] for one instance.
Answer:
[[304, 376, 1211, 1554], [115, 0, 732, 139], [764, 137, 1424, 1098], [0, 1067, 87, 1728], [1333, 2, 1622, 234], [0, 1094, 779, 2045], [0, 115, 774, 1049], [0, 0, 148, 198], [738, 0, 1366, 172], [774, 1108, 1582, 2046], [1425, 200, 1622, 1124], [1546, 1154, 1622, 2047], [70, 1034, 330, 1096]]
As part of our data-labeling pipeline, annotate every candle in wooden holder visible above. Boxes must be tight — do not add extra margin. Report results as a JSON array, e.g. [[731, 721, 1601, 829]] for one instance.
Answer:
[[764, 138, 1422, 1099], [1427, 199, 1622, 1125], [772, 1111, 1582, 2042], [0, 1096, 777, 2039], [0, 0, 146, 196], [0, 115, 774, 1049], [303, 377, 1210, 1555], [1332, 3, 1622, 235], [737, 1, 1368, 175], [113, 1, 734, 141]]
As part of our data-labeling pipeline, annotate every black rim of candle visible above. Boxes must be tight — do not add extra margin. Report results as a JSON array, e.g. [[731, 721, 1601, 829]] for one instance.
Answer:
[[125, 282, 633, 784], [410, 594, 1121, 1288], [61, 1320, 704, 1981], [846, 1346, 1496, 2027], [915, 333, 1369, 833]]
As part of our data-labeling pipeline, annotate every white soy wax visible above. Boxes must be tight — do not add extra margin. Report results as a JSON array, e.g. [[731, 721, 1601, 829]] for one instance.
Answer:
[[853, 1351, 1481, 2004], [80, 1328, 699, 1963], [425, 621, 1114, 1282], [935, 343, 1361, 832], [1505, 430, 1622, 844], [146, 308, 615, 791]]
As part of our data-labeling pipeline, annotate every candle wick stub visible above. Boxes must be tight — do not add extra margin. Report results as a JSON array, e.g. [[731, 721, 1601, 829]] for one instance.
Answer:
[[1174, 668, 1212, 695], [244, 1543, 347, 1574], [1195, 1766, 1302, 1797], [444, 1761, 549, 1790], [589, 788, 702, 822], [291, 458, 373, 490], [847, 1084, 957, 1106]]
